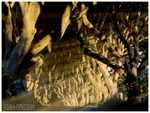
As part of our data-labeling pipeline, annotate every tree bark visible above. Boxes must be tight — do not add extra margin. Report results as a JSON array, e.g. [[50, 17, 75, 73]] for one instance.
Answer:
[[5, 2, 41, 74], [2, 2, 13, 57]]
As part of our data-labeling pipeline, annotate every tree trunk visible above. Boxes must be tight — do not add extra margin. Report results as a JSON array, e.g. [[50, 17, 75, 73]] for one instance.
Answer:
[[5, 2, 41, 74], [2, 2, 13, 58]]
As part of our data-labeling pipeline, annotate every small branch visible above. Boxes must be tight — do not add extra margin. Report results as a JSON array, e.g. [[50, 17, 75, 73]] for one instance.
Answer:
[[138, 16, 148, 39], [30, 34, 52, 56], [139, 36, 148, 43], [99, 6, 110, 31], [10, 2, 15, 8], [72, 2, 78, 11], [41, 2, 44, 6], [81, 4, 94, 30], [71, 6, 89, 22], [132, 3, 142, 68], [135, 3, 142, 26], [125, 4, 141, 34], [115, 20, 134, 61], [125, 13, 133, 32], [52, 4, 71, 48]]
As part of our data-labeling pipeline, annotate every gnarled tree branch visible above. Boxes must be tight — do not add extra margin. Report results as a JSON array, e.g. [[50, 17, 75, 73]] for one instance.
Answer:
[[80, 3, 125, 65]]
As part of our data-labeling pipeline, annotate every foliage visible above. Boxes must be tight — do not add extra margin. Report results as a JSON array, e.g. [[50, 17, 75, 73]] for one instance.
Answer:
[[110, 71, 148, 111], [117, 77, 128, 96], [111, 95, 148, 111], [2, 69, 15, 99], [2, 69, 26, 99], [117, 70, 148, 96]]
